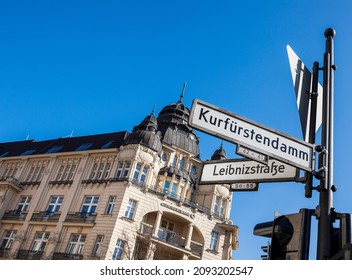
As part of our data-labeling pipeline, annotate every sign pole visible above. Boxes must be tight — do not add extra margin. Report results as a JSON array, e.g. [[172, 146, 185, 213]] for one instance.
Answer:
[[304, 61, 319, 198], [317, 28, 336, 260]]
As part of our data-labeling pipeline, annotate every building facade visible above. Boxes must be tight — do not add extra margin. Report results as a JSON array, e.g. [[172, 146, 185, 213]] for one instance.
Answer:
[[0, 97, 238, 260]]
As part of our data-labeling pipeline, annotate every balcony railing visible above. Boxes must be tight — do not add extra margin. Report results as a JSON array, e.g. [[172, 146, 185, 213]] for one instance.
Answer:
[[30, 211, 61, 222], [146, 185, 211, 214], [65, 212, 97, 223], [52, 252, 83, 260], [0, 248, 10, 258], [138, 223, 203, 256], [110, 177, 222, 220], [17, 249, 43, 260], [2, 210, 28, 221]]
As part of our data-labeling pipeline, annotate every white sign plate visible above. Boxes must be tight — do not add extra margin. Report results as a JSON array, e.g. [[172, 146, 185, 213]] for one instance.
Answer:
[[236, 144, 268, 164], [200, 158, 298, 184], [189, 99, 315, 172], [230, 183, 259, 192]]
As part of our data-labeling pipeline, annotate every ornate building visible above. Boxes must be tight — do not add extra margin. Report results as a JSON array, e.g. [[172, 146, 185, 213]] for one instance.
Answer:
[[0, 95, 238, 260]]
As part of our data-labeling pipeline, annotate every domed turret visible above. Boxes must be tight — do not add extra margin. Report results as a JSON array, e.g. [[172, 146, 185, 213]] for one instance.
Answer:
[[157, 84, 200, 157], [124, 112, 162, 154], [211, 142, 227, 160]]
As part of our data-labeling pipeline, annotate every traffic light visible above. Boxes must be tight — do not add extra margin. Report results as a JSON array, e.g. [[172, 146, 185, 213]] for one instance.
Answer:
[[330, 213, 351, 259], [254, 208, 313, 260], [260, 243, 271, 260]]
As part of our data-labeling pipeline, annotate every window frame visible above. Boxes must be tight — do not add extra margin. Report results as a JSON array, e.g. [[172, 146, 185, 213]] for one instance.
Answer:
[[47, 196, 64, 214], [81, 196, 99, 215], [16, 196, 32, 213], [66, 234, 86, 255], [0, 230, 17, 249], [30, 231, 50, 252], [210, 231, 219, 251], [91, 235, 104, 257], [112, 239, 125, 260], [124, 199, 137, 220], [105, 196, 116, 215]]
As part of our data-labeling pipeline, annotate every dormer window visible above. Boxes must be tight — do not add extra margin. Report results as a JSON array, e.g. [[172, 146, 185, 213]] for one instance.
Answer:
[[76, 143, 93, 151]]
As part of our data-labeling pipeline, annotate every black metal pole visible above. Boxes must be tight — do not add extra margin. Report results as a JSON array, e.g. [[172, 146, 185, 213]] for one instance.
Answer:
[[317, 28, 335, 260]]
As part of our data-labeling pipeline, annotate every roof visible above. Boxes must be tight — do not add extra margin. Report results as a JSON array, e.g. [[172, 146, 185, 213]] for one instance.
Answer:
[[0, 131, 129, 158]]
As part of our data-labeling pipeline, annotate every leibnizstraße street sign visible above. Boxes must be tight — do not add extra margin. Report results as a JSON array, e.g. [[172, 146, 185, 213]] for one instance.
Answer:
[[200, 158, 298, 184], [189, 99, 315, 172]]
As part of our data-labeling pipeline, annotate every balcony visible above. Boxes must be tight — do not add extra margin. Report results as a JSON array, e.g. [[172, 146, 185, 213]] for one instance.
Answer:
[[0, 248, 10, 258], [31, 211, 61, 222], [52, 252, 83, 260], [17, 249, 43, 260], [65, 212, 97, 223], [2, 210, 28, 221], [0, 177, 22, 191], [146, 185, 211, 214], [138, 223, 203, 256]]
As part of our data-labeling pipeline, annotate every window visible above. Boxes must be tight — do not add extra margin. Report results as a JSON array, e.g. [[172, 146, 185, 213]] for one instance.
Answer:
[[116, 161, 131, 179], [101, 141, 113, 149], [179, 158, 185, 170], [56, 159, 78, 181], [90, 162, 111, 180], [161, 153, 167, 162], [133, 164, 141, 183], [220, 200, 226, 217], [45, 146, 63, 154], [81, 196, 99, 215], [140, 166, 148, 185], [169, 183, 178, 198], [112, 239, 125, 260], [132, 163, 148, 186], [66, 234, 86, 255], [0, 152, 9, 158], [172, 155, 177, 166], [163, 181, 170, 195], [92, 235, 104, 257], [25, 161, 47, 182], [16, 196, 32, 212], [124, 199, 137, 220], [47, 196, 63, 213], [0, 162, 20, 179], [191, 165, 197, 175], [90, 157, 112, 180], [21, 149, 36, 156], [213, 197, 220, 214], [0, 230, 17, 249], [31, 232, 50, 252], [75, 143, 93, 151], [105, 196, 116, 215], [158, 220, 175, 241], [210, 231, 219, 251]]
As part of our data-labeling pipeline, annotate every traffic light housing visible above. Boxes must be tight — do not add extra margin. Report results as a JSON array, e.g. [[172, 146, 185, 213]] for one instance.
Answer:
[[260, 243, 271, 260], [254, 208, 312, 260], [330, 213, 351, 259]]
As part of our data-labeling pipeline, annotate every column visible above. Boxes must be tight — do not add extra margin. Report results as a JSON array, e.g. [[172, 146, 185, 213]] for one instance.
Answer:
[[185, 223, 193, 250], [152, 211, 163, 238], [146, 242, 156, 260]]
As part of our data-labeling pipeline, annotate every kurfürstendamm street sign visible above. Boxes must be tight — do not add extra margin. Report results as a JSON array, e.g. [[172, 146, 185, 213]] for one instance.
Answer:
[[189, 99, 315, 172]]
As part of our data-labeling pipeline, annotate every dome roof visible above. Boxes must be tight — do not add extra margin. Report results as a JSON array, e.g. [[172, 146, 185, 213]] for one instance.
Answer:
[[124, 113, 162, 154], [211, 143, 227, 160], [157, 97, 200, 156]]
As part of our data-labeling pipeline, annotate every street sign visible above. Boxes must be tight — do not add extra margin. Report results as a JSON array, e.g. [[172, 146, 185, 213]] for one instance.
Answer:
[[230, 182, 259, 192], [200, 158, 298, 184], [189, 99, 315, 172], [236, 144, 268, 164], [287, 45, 323, 141]]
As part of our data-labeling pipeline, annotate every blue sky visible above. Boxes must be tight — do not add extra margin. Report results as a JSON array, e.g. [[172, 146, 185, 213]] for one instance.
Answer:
[[1, 1, 352, 260]]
